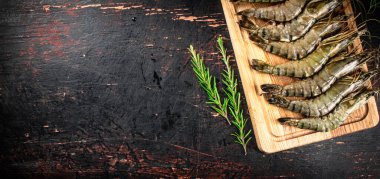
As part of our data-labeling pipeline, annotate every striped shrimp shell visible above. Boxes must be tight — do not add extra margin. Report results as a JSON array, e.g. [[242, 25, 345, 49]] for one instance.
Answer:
[[250, 16, 346, 60], [266, 71, 375, 117], [279, 89, 376, 132], [240, 0, 342, 42], [261, 51, 375, 97], [238, 0, 311, 22], [250, 29, 363, 78]]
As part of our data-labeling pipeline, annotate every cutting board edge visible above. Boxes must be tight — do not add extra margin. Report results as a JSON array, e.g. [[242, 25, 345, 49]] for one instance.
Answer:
[[257, 98, 380, 154], [258, 116, 379, 154]]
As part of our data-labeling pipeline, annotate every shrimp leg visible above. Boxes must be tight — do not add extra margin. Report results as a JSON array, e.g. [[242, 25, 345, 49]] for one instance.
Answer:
[[261, 51, 375, 97], [266, 71, 375, 117], [279, 90, 376, 132]]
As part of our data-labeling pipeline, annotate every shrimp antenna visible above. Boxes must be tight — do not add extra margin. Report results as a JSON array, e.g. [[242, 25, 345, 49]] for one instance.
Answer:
[[346, 71, 362, 85], [318, 13, 359, 36], [369, 74, 380, 88], [350, 45, 362, 54], [357, 19, 380, 48], [322, 24, 367, 46], [341, 87, 364, 103], [350, 0, 366, 17], [315, 13, 349, 29], [326, 51, 351, 64]]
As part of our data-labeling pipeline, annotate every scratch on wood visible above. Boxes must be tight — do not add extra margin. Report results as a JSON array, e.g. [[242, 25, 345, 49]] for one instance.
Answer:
[[172, 15, 226, 28], [42, 3, 225, 28], [42, 4, 143, 12]]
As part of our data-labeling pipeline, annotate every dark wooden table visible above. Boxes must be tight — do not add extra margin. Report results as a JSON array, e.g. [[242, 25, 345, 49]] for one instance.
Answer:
[[1, 0, 379, 178]]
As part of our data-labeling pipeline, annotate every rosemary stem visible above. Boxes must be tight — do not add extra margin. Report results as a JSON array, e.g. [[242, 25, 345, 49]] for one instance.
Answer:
[[189, 36, 252, 155], [189, 45, 231, 125], [217, 36, 252, 155]]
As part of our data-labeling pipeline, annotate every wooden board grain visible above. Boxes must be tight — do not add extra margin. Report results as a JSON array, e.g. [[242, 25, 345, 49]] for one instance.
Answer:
[[220, 0, 379, 153]]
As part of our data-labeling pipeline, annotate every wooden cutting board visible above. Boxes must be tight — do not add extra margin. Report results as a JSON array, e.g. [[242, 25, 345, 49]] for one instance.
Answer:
[[220, 0, 379, 153]]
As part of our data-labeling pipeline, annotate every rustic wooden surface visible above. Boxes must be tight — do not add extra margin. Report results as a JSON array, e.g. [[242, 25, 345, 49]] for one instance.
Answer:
[[221, 0, 379, 154], [0, 0, 379, 178]]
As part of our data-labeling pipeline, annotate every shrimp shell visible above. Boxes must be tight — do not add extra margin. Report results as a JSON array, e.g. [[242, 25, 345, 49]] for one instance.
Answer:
[[261, 51, 375, 97], [250, 17, 345, 60], [279, 89, 376, 132], [238, 0, 311, 22], [240, 0, 342, 42], [266, 71, 375, 117], [250, 29, 363, 78]]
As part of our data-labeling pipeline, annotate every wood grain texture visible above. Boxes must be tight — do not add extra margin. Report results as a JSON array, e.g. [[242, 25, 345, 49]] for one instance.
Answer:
[[221, 0, 379, 153]]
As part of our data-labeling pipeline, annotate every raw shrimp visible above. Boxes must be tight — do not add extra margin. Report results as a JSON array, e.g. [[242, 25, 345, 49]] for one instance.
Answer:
[[261, 51, 375, 97], [278, 89, 376, 132], [250, 29, 364, 78], [250, 16, 346, 60], [239, 0, 342, 42], [238, 0, 311, 22], [266, 71, 375, 117]]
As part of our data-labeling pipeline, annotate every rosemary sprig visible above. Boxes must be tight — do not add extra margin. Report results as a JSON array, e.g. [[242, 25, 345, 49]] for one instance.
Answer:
[[189, 45, 230, 125], [189, 38, 252, 155], [217, 37, 252, 155]]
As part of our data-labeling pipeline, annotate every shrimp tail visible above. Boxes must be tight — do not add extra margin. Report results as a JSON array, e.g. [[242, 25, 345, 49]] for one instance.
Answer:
[[278, 118, 299, 126], [266, 95, 289, 108], [236, 10, 247, 16], [250, 59, 273, 73], [261, 84, 283, 94], [238, 16, 258, 31], [279, 118, 334, 132]]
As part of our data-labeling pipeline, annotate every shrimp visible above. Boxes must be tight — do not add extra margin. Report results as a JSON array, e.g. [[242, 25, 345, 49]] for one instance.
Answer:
[[237, 0, 311, 22], [278, 89, 376, 132], [266, 71, 375, 117], [250, 29, 364, 78], [231, 0, 286, 3], [250, 16, 346, 60], [261, 51, 375, 97], [239, 0, 342, 42]]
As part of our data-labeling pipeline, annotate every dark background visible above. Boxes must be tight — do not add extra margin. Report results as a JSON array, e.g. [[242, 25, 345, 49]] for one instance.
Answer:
[[0, 0, 379, 178]]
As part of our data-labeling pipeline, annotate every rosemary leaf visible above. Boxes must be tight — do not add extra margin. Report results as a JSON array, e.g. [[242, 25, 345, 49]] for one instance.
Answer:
[[189, 45, 230, 125], [217, 36, 252, 155]]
